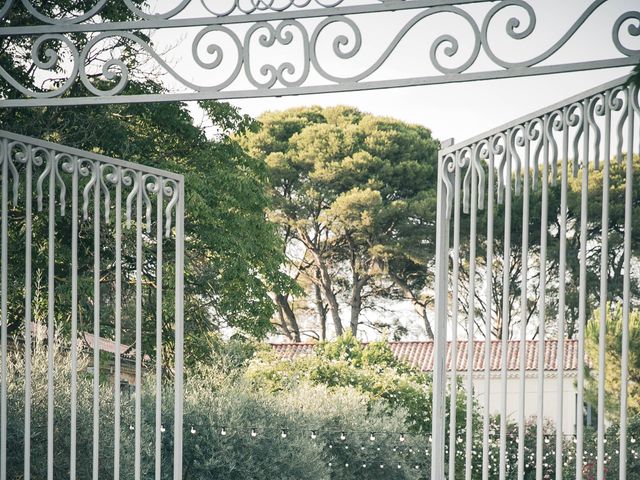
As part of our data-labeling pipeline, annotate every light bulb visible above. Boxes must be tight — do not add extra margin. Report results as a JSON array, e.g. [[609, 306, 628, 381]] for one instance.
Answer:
[[340, 432, 346, 441], [369, 432, 376, 442], [129, 425, 134, 431], [310, 430, 317, 440], [251, 428, 257, 438], [190, 426, 196, 435], [160, 425, 166, 433], [400, 433, 405, 442], [281, 429, 287, 439], [220, 427, 227, 436]]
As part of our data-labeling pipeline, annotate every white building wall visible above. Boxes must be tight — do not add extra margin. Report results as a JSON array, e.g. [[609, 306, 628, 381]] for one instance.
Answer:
[[470, 373, 579, 435]]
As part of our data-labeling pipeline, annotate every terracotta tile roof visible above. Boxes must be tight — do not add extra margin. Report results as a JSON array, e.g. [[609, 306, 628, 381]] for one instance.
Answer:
[[270, 339, 579, 372], [30, 322, 140, 360]]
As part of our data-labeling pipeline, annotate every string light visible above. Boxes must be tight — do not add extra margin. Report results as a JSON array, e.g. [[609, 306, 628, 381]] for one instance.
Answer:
[[160, 425, 165, 433], [177, 423, 640, 467]]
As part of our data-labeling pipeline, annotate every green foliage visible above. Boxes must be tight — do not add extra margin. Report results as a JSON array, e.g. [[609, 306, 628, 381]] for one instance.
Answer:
[[239, 106, 440, 338], [1, 94, 286, 367], [1, 2, 291, 362], [585, 304, 640, 419], [8, 340, 428, 479], [246, 332, 476, 440]]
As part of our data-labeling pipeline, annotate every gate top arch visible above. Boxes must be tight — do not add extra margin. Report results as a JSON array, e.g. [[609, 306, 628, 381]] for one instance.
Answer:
[[1, 0, 640, 107]]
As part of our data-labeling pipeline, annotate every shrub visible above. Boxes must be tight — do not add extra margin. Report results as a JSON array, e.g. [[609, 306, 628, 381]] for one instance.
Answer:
[[7, 338, 428, 479]]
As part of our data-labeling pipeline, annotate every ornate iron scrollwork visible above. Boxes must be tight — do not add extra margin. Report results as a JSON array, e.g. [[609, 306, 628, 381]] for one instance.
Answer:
[[0, 0, 639, 106]]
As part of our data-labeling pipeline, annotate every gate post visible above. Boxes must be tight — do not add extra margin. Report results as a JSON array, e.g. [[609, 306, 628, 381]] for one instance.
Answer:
[[431, 140, 453, 479]]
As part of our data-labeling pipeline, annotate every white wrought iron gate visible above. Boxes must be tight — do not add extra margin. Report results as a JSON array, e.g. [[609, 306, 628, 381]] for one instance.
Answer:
[[0, 131, 184, 480], [432, 76, 639, 479]]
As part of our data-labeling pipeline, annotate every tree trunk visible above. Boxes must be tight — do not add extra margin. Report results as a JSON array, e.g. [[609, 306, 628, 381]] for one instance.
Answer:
[[276, 304, 293, 340], [349, 275, 365, 335], [418, 303, 434, 340], [389, 272, 434, 339], [297, 228, 343, 336], [275, 294, 301, 342], [309, 249, 343, 336], [314, 269, 327, 341]]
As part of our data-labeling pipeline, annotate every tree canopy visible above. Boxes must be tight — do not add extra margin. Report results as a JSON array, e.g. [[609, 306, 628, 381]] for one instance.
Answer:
[[239, 106, 440, 340]]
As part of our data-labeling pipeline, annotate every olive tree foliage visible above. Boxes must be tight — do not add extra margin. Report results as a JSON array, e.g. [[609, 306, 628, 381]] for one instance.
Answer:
[[0, 2, 289, 366], [239, 106, 440, 340]]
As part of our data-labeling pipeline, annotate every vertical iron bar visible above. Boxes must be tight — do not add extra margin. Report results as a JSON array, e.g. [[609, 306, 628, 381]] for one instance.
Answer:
[[114, 168, 122, 480], [47, 152, 56, 480], [155, 178, 164, 480], [536, 116, 550, 480], [518, 128, 531, 480], [482, 146, 495, 480], [70, 157, 79, 480], [173, 179, 185, 480], [556, 108, 571, 479], [92, 162, 101, 480], [24, 146, 33, 480], [618, 86, 634, 480], [577, 90, 608, 480], [448, 156, 461, 480], [432, 153, 450, 480], [135, 172, 143, 480], [499, 138, 512, 480], [0, 139, 7, 480], [465, 155, 478, 480]]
